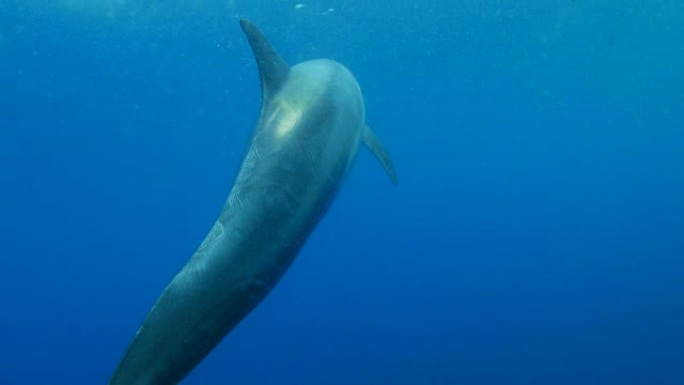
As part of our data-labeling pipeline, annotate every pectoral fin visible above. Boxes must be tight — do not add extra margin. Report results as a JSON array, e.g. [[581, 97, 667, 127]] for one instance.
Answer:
[[362, 124, 398, 185]]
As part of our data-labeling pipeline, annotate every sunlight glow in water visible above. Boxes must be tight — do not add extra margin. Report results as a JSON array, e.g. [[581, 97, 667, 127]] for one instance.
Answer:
[[61, 0, 127, 19]]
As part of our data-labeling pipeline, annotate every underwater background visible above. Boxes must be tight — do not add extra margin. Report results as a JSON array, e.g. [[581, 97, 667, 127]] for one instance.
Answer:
[[1, 1, 683, 384]]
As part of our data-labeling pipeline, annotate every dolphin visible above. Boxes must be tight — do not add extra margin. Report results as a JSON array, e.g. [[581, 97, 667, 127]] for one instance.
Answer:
[[109, 19, 397, 385]]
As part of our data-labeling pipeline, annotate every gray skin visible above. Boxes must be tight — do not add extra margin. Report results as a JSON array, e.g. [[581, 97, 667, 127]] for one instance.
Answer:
[[109, 19, 397, 385]]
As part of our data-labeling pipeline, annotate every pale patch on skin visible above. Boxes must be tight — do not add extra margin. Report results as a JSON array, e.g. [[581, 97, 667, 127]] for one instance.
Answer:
[[268, 99, 303, 138], [265, 67, 330, 139]]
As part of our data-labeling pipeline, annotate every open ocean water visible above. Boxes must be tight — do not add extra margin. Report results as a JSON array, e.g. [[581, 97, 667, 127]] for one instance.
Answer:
[[1, 1, 683, 384]]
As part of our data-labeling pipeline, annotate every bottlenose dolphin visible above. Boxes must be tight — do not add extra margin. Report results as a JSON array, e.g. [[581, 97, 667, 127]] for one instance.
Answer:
[[109, 19, 397, 384]]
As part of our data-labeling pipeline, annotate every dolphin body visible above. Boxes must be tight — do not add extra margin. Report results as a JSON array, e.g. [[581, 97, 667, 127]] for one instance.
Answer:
[[109, 19, 397, 385]]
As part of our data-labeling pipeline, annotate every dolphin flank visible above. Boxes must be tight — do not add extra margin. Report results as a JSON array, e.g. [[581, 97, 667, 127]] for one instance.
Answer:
[[109, 19, 397, 385]]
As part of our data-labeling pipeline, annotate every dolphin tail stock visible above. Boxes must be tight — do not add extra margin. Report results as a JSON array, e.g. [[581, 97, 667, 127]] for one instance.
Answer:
[[362, 124, 399, 185]]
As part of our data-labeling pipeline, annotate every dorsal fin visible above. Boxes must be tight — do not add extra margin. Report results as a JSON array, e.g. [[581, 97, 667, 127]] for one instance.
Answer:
[[239, 19, 289, 101]]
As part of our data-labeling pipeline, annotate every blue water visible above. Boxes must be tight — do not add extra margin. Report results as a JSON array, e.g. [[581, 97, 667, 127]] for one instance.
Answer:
[[2, 1, 683, 384]]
